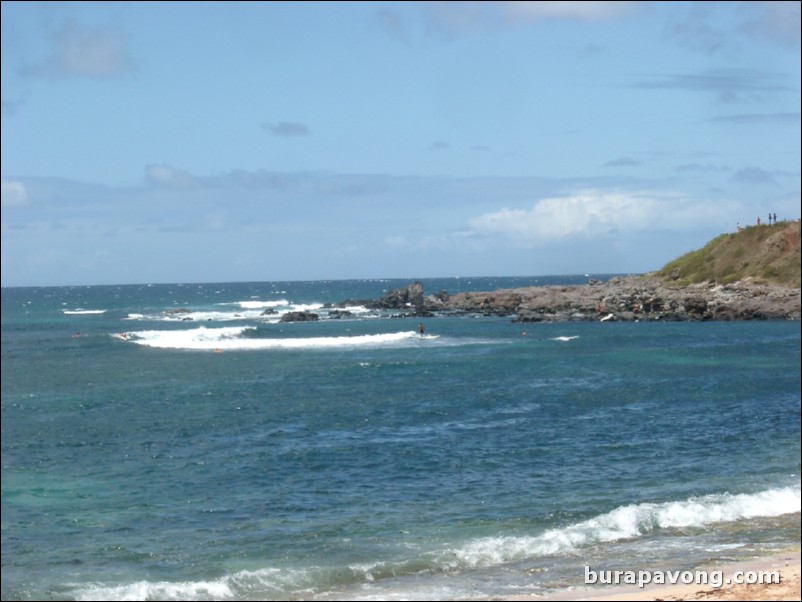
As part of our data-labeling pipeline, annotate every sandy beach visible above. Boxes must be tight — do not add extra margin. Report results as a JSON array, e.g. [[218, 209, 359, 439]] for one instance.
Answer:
[[500, 550, 801, 602]]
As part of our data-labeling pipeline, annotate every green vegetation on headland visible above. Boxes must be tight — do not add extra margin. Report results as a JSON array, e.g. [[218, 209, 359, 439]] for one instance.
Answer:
[[652, 220, 801, 288]]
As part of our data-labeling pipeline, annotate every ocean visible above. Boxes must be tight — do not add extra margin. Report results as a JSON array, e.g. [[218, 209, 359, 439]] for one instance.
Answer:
[[2, 276, 800, 601]]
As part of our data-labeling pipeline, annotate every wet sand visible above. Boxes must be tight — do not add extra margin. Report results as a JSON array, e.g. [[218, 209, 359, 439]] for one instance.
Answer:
[[500, 550, 801, 601]]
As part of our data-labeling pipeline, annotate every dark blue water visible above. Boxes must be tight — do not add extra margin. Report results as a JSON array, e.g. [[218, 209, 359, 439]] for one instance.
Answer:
[[2, 278, 800, 600]]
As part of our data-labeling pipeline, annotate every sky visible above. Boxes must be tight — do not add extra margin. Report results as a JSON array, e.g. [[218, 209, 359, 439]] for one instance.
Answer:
[[1, 1, 800, 287]]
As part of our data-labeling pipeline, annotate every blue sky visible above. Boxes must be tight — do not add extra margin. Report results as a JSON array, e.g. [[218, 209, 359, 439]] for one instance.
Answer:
[[2, 1, 800, 287]]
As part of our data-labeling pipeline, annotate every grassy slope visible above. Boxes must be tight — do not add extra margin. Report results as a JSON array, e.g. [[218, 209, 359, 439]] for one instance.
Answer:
[[652, 220, 801, 288]]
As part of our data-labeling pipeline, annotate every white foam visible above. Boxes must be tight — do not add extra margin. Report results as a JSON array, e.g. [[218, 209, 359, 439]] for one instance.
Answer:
[[450, 484, 801, 568], [164, 310, 271, 323], [72, 565, 352, 601], [72, 578, 234, 601], [63, 309, 107, 315], [338, 304, 372, 315], [289, 303, 325, 312], [229, 299, 290, 310], [551, 336, 579, 342], [221, 300, 324, 313], [65, 485, 801, 601], [122, 309, 277, 323], [117, 327, 428, 351], [122, 301, 350, 324]]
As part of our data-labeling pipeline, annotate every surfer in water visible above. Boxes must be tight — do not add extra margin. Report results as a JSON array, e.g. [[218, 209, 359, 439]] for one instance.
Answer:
[[418, 322, 425, 336]]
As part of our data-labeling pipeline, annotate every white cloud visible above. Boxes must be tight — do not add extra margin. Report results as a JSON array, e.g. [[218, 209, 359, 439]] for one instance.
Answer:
[[468, 190, 731, 243], [425, 1, 637, 34], [501, 1, 635, 22], [32, 22, 133, 79], [385, 235, 409, 248], [145, 164, 200, 189], [1, 179, 29, 206]]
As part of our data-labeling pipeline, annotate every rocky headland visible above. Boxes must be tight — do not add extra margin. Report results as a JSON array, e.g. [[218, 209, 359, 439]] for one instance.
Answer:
[[336, 222, 801, 323], [337, 277, 799, 323]]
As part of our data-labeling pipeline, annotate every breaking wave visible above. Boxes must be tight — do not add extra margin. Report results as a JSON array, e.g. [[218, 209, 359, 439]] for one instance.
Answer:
[[113, 326, 440, 351]]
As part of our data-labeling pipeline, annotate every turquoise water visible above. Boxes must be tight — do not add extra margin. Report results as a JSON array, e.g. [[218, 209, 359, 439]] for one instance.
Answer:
[[2, 278, 800, 601]]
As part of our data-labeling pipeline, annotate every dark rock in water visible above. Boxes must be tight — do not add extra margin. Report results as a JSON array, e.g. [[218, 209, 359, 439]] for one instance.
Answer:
[[260, 308, 277, 316], [327, 310, 355, 319], [337, 283, 425, 311], [373, 282, 425, 310], [280, 311, 319, 323]]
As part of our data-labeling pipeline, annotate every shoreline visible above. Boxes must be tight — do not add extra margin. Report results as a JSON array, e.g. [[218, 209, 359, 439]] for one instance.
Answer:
[[343, 276, 801, 324], [498, 549, 801, 602]]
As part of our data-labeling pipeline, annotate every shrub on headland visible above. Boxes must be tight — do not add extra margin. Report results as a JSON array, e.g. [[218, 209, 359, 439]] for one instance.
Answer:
[[652, 221, 800, 288]]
